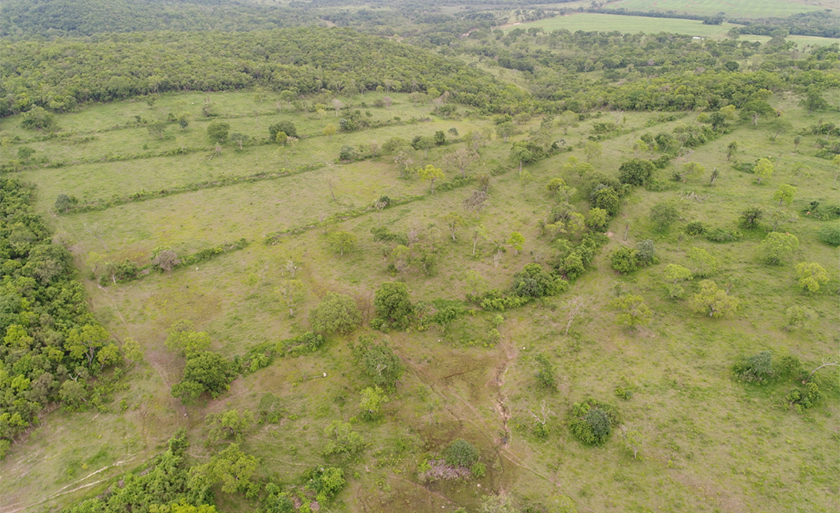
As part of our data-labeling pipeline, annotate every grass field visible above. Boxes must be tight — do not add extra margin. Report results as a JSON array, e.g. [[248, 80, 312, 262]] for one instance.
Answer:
[[605, 0, 826, 17], [1, 86, 838, 513], [504, 13, 840, 45]]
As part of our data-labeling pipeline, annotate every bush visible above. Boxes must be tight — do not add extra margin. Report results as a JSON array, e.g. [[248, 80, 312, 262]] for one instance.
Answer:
[[786, 382, 823, 410], [310, 293, 362, 335], [534, 354, 557, 391], [649, 202, 679, 231], [568, 399, 619, 446], [818, 224, 840, 246], [444, 439, 479, 467], [618, 158, 655, 186], [733, 351, 774, 384], [374, 282, 413, 330], [705, 228, 742, 243], [269, 120, 298, 139], [685, 221, 706, 236], [610, 247, 638, 273]]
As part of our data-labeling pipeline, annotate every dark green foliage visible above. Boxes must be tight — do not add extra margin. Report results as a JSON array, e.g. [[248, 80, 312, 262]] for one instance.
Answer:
[[171, 351, 236, 404], [20, 106, 55, 130], [353, 337, 405, 391], [591, 187, 620, 217], [66, 431, 212, 512], [685, 221, 706, 236], [443, 439, 479, 467], [786, 382, 823, 410], [269, 120, 298, 140], [635, 239, 656, 266], [258, 393, 284, 424], [705, 228, 743, 243], [733, 351, 774, 384], [534, 354, 557, 391], [374, 282, 413, 330], [610, 247, 638, 274], [817, 224, 840, 246], [206, 120, 230, 143], [338, 145, 356, 161], [618, 158, 655, 186], [510, 264, 568, 299], [649, 202, 679, 231], [310, 292, 362, 336], [371, 226, 409, 246], [434, 130, 446, 146], [568, 399, 619, 446], [304, 466, 346, 502], [740, 207, 764, 229]]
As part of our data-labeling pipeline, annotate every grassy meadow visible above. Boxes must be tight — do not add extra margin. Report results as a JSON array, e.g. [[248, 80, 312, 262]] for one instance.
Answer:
[[604, 0, 825, 18], [0, 85, 838, 513]]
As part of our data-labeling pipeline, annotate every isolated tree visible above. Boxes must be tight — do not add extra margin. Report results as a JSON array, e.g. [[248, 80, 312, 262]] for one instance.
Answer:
[[121, 337, 144, 365], [759, 232, 799, 265], [795, 262, 828, 294], [785, 305, 817, 331], [328, 231, 357, 256], [768, 119, 793, 141], [674, 162, 705, 182], [767, 208, 798, 232], [277, 279, 305, 317], [479, 495, 518, 513], [274, 131, 288, 145], [610, 295, 652, 329], [323, 123, 337, 139], [663, 264, 692, 298], [152, 249, 180, 274], [620, 425, 643, 461], [444, 439, 479, 467], [285, 259, 299, 278], [391, 245, 410, 273], [773, 184, 796, 207], [16, 146, 35, 162], [310, 293, 362, 335], [417, 165, 444, 193], [359, 386, 388, 420], [688, 247, 718, 277], [331, 99, 343, 116], [206, 409, 254, 443], [689, 280, 739, 318], [546, 178, 570, 199], [269, 120, 297, 139], [206, 120, 230, 143], [165, 319, 211, 355], [507, 232, 525, 255], [355, 339, 404, 390], [147, 120, 167, 139], [726, 141, 738, 161], [649, 202, 679, 231], [374, 282, 413, 330], [172, 351, 236, 404], [415, 136, 435, 158], [444, 147, 478, 179], [463, 190, 488, 219], [583, 141, 602, 161], [178, 112, 190, 129], [739, 207, 764, 229], [753, 158, 774, 184], [510, 144, 533, 175], [193, 443, 258, 494], [323, 421, 365, 456], [442, 212, 465, 241]]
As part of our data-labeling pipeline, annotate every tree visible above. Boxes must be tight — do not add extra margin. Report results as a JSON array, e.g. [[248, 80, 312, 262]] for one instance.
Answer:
[[480, 495, 519, 513], [277, 279, 305, 317], [569, 399, 617, 445], [620, 425, 643, 461], [663, 264, 692, 298], [688, 247, 718, 277], [583, 141, 602, 161], [618, 158, 655, 186], [591, 187, 620, 217], [206, 120, 230, 143], [442, 212, 465, 241], [673, 162, 705, 182], [328, 231, 357, 256], [122, 337, 144, 365], [759, 232, 799, 265], [165, 320, 211, 355], [417, 165, 444, 193], [795, 262, 828, 294], [753, 158, 774, 184], [323, 123, 337, 139], [546, 178, 569, 198], [434, 130, 446, 146], [355, 338, 404, 390], [359, 386, 388, 420], [801, 88, 828, 113], [689, 280, 739, 318], [152, 249, 180, 274], [510, 144, 533, 175], [726, 141, 739, 161], [310, 293, 362, 335], [269, 120, 298, 139], [649, 202, 679, 231], [740, 207, 764, 229], [323, 421, 365, 456], [463, 190, 488, 219], [207, 409, 254, 443], [374, 282, 413, 330], [773, 184, 796, 207], [444, 147, 478, 178], [147, 120, 167, 139], [17, 146, 35, 162], [444, 439, 479, 467], [767, 208, 798, 232], [507, 232, 525, 255], [414, 136, 435, 158], [20, 106, 55, 130], [274, 131, 287, 145], [192, 443, 258, 494], [768, 119, 793, 141], [495, 122, 515, 142], [610, 295, 652, 329], [65, 324, 112, 368], [172, 351, 236, 404], [331, 99, 343, 116], [586, 207, 609, 232]]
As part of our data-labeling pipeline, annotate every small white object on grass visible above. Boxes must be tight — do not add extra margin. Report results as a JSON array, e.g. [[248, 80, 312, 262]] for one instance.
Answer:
[[323, 373, 327, 377]]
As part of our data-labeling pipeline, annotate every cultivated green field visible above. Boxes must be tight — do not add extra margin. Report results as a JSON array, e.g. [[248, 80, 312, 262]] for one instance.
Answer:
[[1, 80, 838, 513], [605, 0, 825, 17]]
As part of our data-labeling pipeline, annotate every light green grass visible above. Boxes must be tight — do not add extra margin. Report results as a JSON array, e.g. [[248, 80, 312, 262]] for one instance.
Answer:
[[606, 0, 824, 18], [2, 89, 838, 513]]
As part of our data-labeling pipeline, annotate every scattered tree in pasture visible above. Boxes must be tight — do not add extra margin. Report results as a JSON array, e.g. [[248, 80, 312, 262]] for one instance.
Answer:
[[673, 162, 705, 182], [773, 184, 796, 207], [442, 212, 465, 241], [323, 123, 337, 139], [274, 131, 287, 145], [688, 247, 718, 277], [331, 98, 343, 116], [374, 282, 413, 330], [610, 294, 652, 329], [171, 351, 236, 404], [310, 292, 362, 335], [323, 421, 365, 456], [165, 319, 211, 355], [784, 305, 816, 331], [663, 264, 692, 298], [152, 249, 180, 274], [726, 141, 738, 161], [767, 208, 798, 232], [359, 386, 388, 420], [277, 279, 305, 317], [495, 122, 516, 142], [739, 207, 764, 229], [444, 147, 478, 178], [285, 259, 299, 278], [463, 190, 488, 219], [507, 232, 525, 255], [206, 120, 230, 143], [269, 120, 297, 139], [689, 280, 739, 318], [619, 158, 655, 186], [192, 443, 258, 494], [417, 164, 444, 193], [206, 409, 254, 443], [759, 232, 799, 265], [753, 158, 774, 184], [583, 140, 602, 161], [415, 136, 435, 158], [649, 202, 679, 231], [795, 262, 828, 294], [768, 118, 792, 141], [328, 231, 357, 256]]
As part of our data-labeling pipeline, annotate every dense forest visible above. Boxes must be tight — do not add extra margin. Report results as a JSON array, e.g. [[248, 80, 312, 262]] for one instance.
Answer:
[[0, 0, 838, 512]]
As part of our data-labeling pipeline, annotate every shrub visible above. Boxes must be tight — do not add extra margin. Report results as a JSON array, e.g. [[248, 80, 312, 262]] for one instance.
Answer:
[[733, 351, 774, 384], [444, 439, 479, 467], [818, 224, 840, 246], [618, 158, 655, 186], [786, 382, 823, 410], [568, 399, 619, 446], [685, 221, 706, 236], [610, 247, 638, 273], [705, 228, 742, 243], [310, 293, 362, 335], [534, 354, 557, 391], [374, 282, 413, 330], [649, 202, 679, 231]]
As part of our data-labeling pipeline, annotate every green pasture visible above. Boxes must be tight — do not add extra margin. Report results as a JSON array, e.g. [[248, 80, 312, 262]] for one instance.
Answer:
[[0, 87, 838, 513], [605, 0, 824, 18]]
